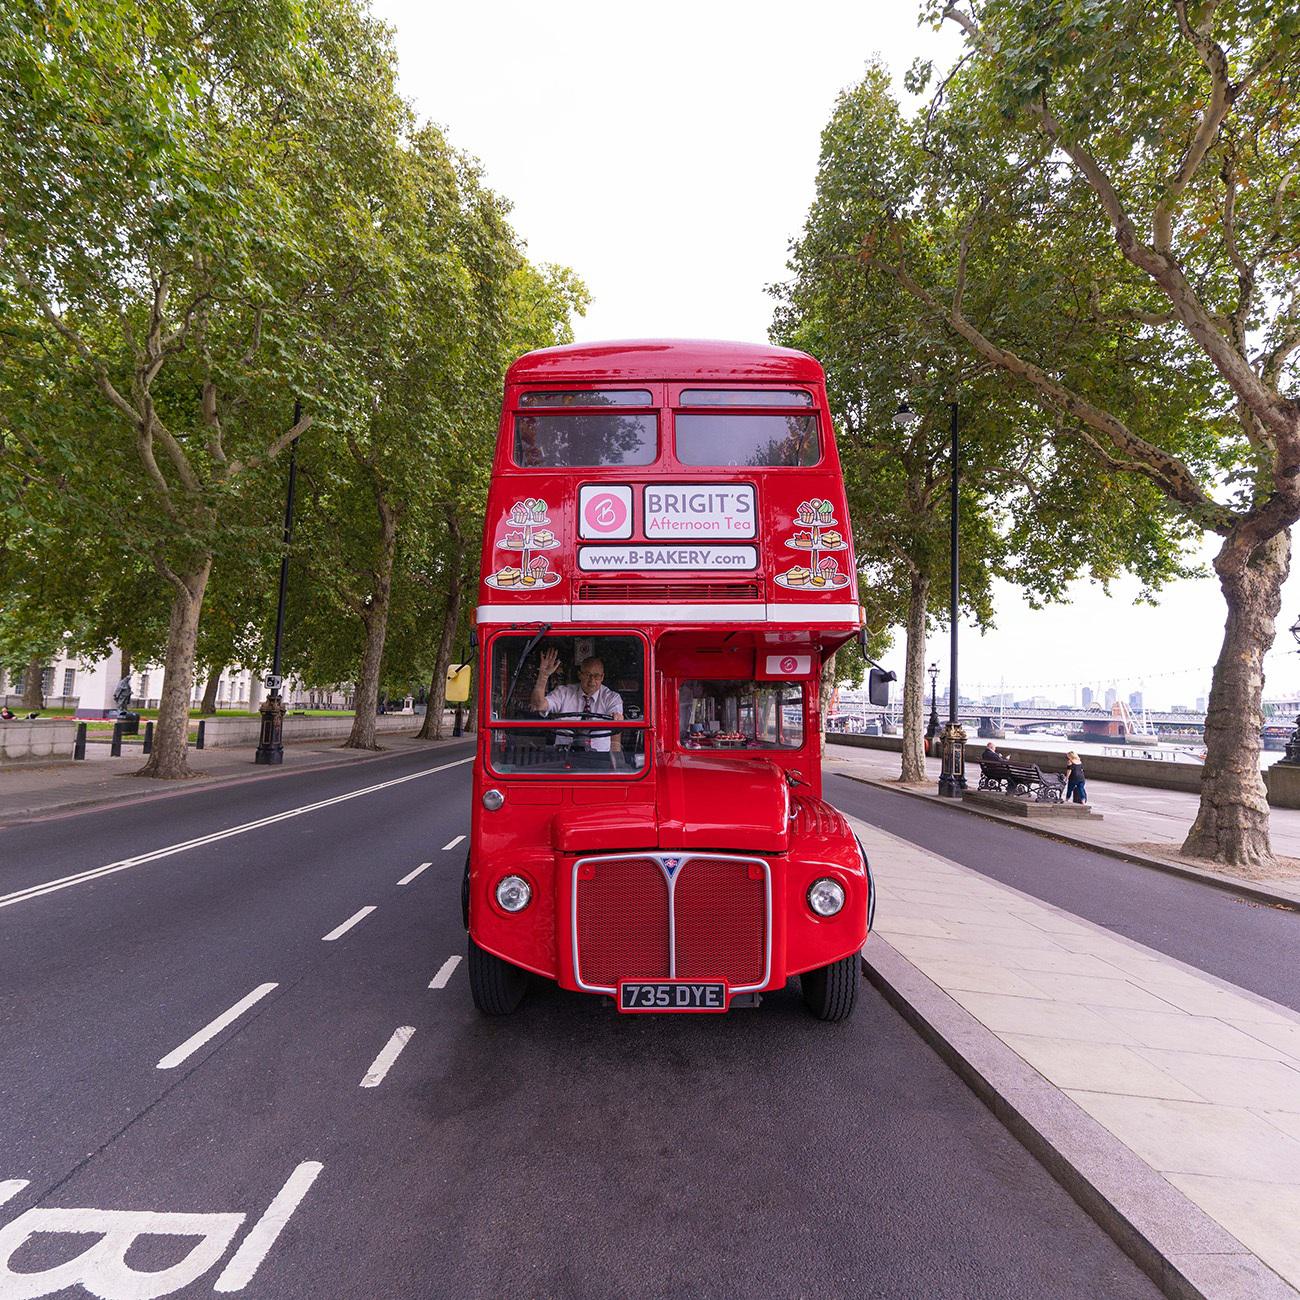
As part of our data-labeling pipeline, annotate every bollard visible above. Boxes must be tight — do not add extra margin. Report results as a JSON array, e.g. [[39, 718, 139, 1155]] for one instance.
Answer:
[[74, 722, 87, 760], [453, 705, 464, 737], [142, 720, 153, 754], [110, 722, 123, 757], [196, 719, 205, 750]]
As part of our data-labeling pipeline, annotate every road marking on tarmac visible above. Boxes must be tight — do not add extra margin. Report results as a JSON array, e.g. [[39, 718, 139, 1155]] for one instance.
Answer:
[[0, 1162, 320, 1296], [212, 1161, 323, 1292], [360, 1026, 415, 1088], [0, 1182, 27, 1208], [157, 983, 279, 1070], [321, 906, 375, 942], [0, 757, 473, 912], [397, 861, 432, 885], [428, 956, 461, 989], [442, 834, 465, 851]]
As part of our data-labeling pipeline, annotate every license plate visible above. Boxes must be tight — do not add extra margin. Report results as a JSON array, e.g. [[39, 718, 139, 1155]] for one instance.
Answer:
[[617, 981, 729, 1013]]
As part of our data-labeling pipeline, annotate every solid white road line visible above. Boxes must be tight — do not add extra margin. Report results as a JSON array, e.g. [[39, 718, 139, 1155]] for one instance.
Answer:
[[360, 1026, 415, 1088], [441, 834, 465, 851], [0, 1180, 29, 1207], [397, 861, 432, 886], [157, 983, 279, 1070], [428, 956, 462, 989], [0, 756, 474, 912], [212, 1161, 324, 1293], [321, 906, 375, 942]]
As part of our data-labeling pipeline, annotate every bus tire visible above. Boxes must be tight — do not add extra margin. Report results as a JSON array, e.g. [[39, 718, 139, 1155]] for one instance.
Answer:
[[468, 934, 529, 1015], [461, 854, 471, 930], [800, 953, 859, 1022]]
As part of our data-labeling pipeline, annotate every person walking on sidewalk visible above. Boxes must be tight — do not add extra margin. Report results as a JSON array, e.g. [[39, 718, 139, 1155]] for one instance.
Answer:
[[1065, 751, 1087, 804]]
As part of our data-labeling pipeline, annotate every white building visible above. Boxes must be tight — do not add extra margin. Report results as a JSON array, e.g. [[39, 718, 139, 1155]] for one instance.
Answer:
[[2, 647, 353, 717]]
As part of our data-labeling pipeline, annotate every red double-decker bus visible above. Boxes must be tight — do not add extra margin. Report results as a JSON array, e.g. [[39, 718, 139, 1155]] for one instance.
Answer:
[[464, 340, 888, 1020]]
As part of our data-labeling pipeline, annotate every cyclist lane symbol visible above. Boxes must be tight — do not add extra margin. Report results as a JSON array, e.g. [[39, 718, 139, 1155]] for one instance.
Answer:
[[0, 1161, 322, 1299]]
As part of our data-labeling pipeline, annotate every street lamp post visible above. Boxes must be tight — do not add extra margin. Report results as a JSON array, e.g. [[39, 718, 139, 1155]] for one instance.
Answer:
[[1282, 616, 1300, 766], [255, 400, 302, 766], [926, 661, 941, 747], [938, 401, 966, 797], [895, 398, 966, 796]]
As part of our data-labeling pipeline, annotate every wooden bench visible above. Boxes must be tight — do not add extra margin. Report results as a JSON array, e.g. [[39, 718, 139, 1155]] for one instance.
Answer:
[[978, 758, 1066, 803]]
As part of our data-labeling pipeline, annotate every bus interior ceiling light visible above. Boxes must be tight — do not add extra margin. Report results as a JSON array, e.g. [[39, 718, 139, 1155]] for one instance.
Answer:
[[482, 788, 505, 811], [808, 878, 845, 917], [496, 876, 532, 912]]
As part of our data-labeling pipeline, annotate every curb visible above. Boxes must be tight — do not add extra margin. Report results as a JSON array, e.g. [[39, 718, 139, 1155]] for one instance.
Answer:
[[861, 937, 1299, 1300], [0, 737, 474, 829], [830, 769, 1300, 912]]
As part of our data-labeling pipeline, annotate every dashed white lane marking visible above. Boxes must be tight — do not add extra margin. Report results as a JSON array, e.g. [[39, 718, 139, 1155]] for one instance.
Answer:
[[0, 757, 473, 912], [428, 956, 461, 989], [397, 862, 432, 886], [212, 1161, 324, 1293], [360, 1027, 415, 1088], [0, 1180, 28, 1207], [441, 834, 465, 851], [157, 984, 279, 1070], [321, 906, 375, 942]]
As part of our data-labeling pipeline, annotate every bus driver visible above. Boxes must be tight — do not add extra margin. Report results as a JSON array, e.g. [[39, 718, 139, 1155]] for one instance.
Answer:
[[531, 647, 624, 765]]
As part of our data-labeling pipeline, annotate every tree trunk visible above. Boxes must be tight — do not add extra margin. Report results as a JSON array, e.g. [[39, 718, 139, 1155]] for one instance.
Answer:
[[419, 526, 466, 742], [21, 655, 44, 710], [199, 667, 224, 716], [899, 572, 930, 782], [1182, 529, 1289, 868], [344, 499, 399, 751], [818, 651, 838, 757], [136, 560, 212, 778], [119, 648, 132, 683]]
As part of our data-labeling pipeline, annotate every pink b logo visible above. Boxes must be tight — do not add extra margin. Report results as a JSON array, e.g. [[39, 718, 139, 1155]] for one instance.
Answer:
[[779, 655, 798, 674], [583, 492, 628, 534]]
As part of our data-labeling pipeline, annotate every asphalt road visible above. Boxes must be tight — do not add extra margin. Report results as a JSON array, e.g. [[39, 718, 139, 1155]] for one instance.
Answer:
[[0, 747, 1159, 1299], [827, 772, 1300, 1012]]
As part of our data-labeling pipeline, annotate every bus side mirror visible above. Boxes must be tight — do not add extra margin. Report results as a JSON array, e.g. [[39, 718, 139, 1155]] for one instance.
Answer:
[[868, 667, 895, 708]]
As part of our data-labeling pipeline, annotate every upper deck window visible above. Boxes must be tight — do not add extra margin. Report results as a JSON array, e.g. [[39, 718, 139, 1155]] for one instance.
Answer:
[[519, 389, 652, 407], [679, 389, 813, 407], [514, 411, 657, 468], [675, 413, 820, 467]]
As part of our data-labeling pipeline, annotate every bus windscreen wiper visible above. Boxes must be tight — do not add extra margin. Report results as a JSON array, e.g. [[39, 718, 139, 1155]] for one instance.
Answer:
[[503, 623, 552, 719]]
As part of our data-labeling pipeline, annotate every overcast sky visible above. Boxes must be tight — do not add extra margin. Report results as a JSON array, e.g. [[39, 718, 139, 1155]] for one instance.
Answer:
[[371, 0, 1300, 710]]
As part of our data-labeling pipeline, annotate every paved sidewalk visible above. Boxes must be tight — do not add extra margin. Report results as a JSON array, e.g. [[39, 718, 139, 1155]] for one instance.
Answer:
[[853, 813, 1300, 1299], [0, 731, 469, 824], [827, 742, 1300, 906]]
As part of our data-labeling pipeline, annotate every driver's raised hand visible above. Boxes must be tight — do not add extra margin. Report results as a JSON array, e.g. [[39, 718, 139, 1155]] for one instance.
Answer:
[[538, 646, 560, 680]]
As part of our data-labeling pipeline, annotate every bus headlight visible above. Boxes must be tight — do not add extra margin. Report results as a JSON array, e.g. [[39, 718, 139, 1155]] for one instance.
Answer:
[[495, 875, 532, 912], [808, 877, 845, 917], [482, 788, 505, 811]]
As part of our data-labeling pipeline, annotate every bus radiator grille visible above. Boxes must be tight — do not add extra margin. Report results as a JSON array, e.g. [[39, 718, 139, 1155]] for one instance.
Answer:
[[575, 858, 670, 986], [674, 858, 767, 987]]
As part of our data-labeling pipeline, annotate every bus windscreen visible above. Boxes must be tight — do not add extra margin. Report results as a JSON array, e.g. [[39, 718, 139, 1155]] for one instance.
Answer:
[[514, 412, 657, 467], [675, 413, 819, 467]]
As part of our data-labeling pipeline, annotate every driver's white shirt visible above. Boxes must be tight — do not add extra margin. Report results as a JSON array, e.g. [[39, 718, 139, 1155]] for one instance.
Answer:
[[542, 683, 624, 751]]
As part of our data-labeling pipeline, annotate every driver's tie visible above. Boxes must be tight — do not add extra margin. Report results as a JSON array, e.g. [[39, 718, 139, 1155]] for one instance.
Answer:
[[580, 694, 594, 750]]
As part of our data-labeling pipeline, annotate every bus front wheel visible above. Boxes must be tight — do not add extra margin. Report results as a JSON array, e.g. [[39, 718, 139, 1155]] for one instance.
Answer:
[[800, 953, 860, 1022], [468, 935, 529, 1015]]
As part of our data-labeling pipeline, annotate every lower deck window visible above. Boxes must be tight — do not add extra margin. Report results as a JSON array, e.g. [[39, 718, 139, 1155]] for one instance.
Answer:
[[678, 680, 804, 750]]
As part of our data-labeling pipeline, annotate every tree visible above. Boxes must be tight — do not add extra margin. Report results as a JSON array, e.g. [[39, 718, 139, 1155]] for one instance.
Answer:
[[773, 66, 1194, 783], [861, 1, 1300, 866], [0, 0, 412, 775]]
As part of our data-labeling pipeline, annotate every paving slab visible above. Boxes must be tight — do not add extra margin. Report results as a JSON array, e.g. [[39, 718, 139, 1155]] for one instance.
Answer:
[[852, 812, 1300, 1299]]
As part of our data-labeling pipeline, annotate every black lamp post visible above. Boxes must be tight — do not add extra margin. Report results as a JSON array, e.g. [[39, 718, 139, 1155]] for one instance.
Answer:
[[255, 400, 301, 765], [926, 660, 941, 746], [1283, 616, 1300, 766], [896, 398, 966, 796]]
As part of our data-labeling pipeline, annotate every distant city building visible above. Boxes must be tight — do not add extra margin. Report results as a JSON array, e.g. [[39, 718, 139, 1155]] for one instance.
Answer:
[[1196, 696, 1207, 712], [1081, 686, 1094, 708], [1129, 690, 1143, 711], [1104, 687, 1118, 709]]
